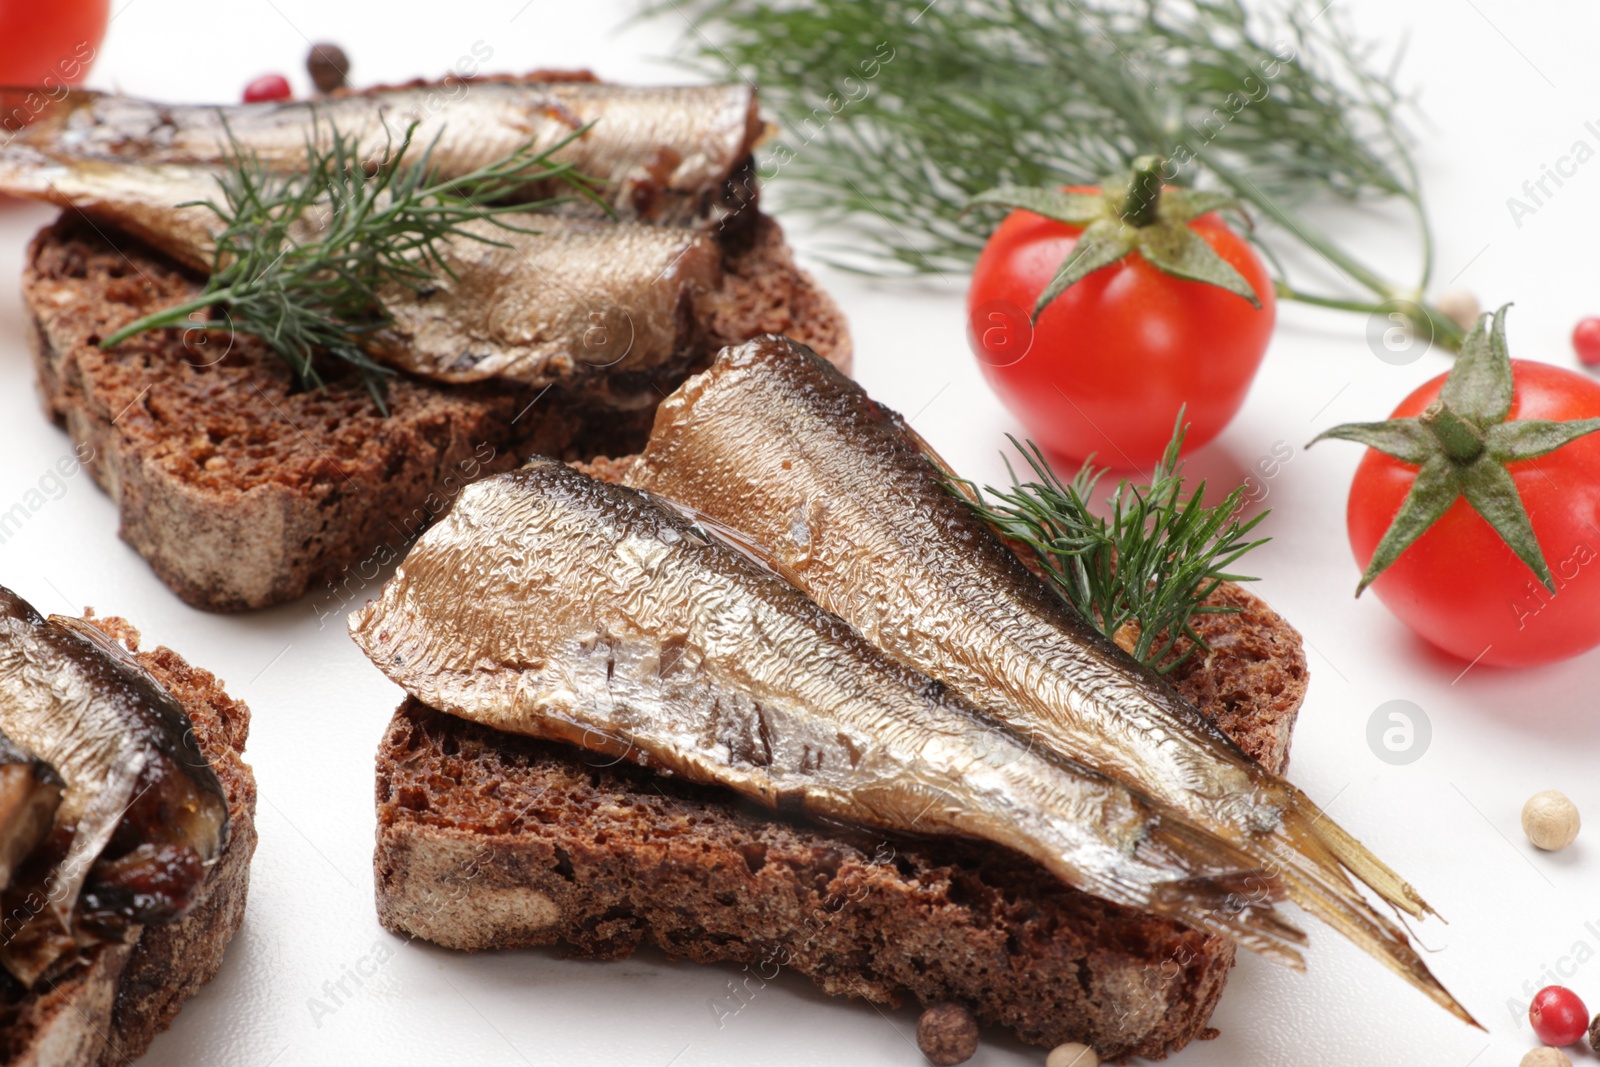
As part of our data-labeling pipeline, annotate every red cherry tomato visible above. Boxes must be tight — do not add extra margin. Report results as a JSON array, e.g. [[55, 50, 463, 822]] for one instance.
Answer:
[[243, 74, 293, 103], [1530, 986, 1588, 1046], [1573, 317, 1600, 367], [1349, 360, 1600, 666], [0, 1, 107, 128], [967, 189, 1275, 468]]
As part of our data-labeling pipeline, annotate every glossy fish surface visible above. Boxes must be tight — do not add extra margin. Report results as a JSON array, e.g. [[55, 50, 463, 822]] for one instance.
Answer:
[[0, 587, 228, 984], [0, 147, 223, 271], [0, 153, 725, 403], [372, 215, 723, 400], [622, 335, 1476, 1025], [0, 732, 60, 895], [350, 458, 1309, 963], [6, 81, 762, 228]]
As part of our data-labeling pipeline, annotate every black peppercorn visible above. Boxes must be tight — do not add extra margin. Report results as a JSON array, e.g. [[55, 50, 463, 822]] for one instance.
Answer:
[[916, 1002, 978, 1065], [306, 43, 350, 94]]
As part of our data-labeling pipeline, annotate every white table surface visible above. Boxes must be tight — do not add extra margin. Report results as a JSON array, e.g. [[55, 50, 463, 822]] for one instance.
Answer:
[[1, 0, 1594, 1063]]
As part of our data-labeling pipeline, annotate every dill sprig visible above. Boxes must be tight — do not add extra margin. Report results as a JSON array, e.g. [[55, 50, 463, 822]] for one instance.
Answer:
[[655, 0, 1465, 350], [954, 418, 1269, 673], [102, 117, 604, 408]]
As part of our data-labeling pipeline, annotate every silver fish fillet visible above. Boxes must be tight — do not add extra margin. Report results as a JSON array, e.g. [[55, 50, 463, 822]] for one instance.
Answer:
[[350, 458, 1309, 962], [5, 81, 761, 228], [371, 216, 723, 396], [621, 335, 1477, 1026], [0, 148, 222, 271], [0, 733, 60, 895], [0, 153, 725, 402], [0, 587, 228, 985]]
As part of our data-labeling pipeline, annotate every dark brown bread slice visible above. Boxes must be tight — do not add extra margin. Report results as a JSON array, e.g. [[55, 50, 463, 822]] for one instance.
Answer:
[[0, 612, 256, 1066], [374, 582, 1307, 1061], [24, 209, 849, 613]]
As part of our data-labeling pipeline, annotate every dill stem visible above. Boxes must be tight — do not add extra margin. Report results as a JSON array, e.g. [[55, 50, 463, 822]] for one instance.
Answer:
[[1273, 289, 1385, 315], [1272, 286, 1465, 352], [1201, 154, 1465, 353], [1201, 155, 1392, 296], [102, 287, 245, 348]]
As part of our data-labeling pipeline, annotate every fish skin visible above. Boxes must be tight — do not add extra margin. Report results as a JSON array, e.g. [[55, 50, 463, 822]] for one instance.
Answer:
[[350, 458, 1308, 963], [621, 335, 1478, 1027], [372, 215, 723, 401], [0, 147, 222, 271], [0, 152, 725, 403], [0, 587, 228, 984], [0, 732, 61, 894], [5, 82, 762, 228], [627, 336, 1271, 826]]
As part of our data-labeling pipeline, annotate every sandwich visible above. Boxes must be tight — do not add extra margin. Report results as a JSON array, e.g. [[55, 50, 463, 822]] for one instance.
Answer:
[[0, 585, 255, 1064], [4, 74, 849, 612], [371, 581, 1303, 1060], [346, 339, 1474, 1058]]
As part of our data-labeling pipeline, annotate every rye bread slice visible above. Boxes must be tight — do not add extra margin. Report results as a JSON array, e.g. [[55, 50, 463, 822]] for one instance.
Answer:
[[23, 209, 849, 613], [0, 612, 256, 1066], [373, 582, 1307, 1061]]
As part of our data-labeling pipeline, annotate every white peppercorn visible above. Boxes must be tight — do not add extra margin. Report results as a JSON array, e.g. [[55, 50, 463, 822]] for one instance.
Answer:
[[1523, 790, 1580, 851], [1521, 1047, 1571, 1067], [1046, 1042, 1100, 1067], [1435, 288, 1480, 332]]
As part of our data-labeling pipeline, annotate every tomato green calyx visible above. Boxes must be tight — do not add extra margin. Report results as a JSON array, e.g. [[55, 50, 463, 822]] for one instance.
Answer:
[[969, 158, 1262, 322], [1311, 305, 1600, 596]]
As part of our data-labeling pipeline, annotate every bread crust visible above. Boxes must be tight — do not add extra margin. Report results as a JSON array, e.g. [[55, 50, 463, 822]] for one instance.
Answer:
[[0, 614, 256, 1066], [374, 583, 1306, 1061], [24, 210, 849, 613]]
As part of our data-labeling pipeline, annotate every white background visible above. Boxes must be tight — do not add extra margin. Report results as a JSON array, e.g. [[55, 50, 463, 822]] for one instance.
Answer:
[[0, 0, 1596, 1063]]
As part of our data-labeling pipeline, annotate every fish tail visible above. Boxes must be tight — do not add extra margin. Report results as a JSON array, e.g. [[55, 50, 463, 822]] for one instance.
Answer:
[[1266, 802, 1480, 1028], [1148, 877, 1310, 970], [1135, 815, 1308, 970], [1287, 788, 1435, 918]]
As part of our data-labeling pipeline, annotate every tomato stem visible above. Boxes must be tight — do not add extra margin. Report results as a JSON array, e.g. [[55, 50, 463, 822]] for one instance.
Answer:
[[1120, 155, 1165, 228], [1421, 402, 1484, 462]]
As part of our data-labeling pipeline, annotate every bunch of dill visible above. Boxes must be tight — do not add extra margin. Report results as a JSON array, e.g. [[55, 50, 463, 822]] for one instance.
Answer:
[[655, 0, 1462, 349], [105, 119, 602, 407], [951, 419, 1269, 672]]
